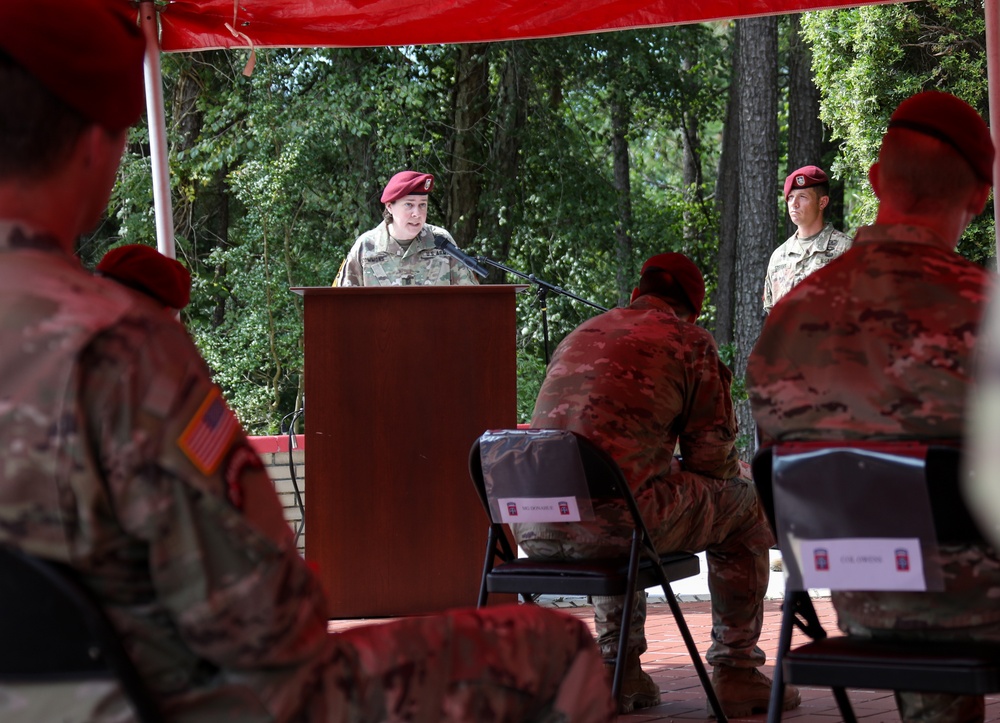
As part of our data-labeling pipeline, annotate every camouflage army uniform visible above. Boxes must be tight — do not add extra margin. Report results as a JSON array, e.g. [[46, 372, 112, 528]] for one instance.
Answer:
[[748, 224, 1000, 722], [333, 223, 480, 286], [762, 222, 852, 314], [0, 221, 613, 723], [513, 294, 775, 667]]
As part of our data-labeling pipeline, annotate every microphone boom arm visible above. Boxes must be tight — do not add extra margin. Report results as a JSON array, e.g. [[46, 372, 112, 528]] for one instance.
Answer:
[[476, 256, 608, 312]]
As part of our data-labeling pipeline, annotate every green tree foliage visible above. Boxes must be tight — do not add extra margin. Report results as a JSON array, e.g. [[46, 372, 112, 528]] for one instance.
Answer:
[[90, 10, 990, 434], [90, 30, 731, 433], [802, 0, 993, 263]]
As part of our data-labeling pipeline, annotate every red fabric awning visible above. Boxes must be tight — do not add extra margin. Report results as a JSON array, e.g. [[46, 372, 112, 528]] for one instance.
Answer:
[[158, 0, 905, 52]]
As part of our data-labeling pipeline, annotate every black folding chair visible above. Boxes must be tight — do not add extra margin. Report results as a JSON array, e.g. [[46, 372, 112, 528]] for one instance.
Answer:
[[0, 545, 164, 723], [753, 442, 1000, 723], [469, 428, 727, 720]]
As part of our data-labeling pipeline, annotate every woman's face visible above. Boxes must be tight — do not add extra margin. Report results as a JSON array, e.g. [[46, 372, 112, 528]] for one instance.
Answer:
[[386, 194, 428, 241]]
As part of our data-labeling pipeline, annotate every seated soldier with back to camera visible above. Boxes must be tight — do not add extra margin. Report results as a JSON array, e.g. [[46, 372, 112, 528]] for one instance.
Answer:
[[747, 90, 999, 723], [514, 252, 800, 717]]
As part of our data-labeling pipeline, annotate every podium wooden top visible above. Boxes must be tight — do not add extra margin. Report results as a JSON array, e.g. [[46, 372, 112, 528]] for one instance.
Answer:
[[291, 284, 529, 297]]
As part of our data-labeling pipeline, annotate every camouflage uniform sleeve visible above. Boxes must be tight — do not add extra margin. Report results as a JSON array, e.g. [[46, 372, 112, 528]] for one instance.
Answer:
[[762, 244, 782, 315], [333, 236, 366, 287], [677, 332, 741, 480], [80, 312, 331, 671], [436, 228, 480, 286], [762, 275, 774, 315], [452, 261, 481, 286]]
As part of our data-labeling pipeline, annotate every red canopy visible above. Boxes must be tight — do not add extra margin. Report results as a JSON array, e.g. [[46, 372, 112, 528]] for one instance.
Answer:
[[158, 0, 904, 51], [148, 0, 999, 258]]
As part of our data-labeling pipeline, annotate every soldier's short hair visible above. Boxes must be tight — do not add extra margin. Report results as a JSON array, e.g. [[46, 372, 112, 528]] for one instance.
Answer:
[[0, 52, 89, 181]]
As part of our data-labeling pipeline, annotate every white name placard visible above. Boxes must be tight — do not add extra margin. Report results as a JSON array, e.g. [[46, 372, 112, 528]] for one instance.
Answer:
[[498, 497, 582, 523], [795, 537, 927, 591]]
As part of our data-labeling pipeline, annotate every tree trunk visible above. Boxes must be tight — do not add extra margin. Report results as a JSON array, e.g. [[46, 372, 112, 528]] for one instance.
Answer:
[[446, 43, 490, 249], [681, 58, 705, 250], [713, 32, 741, 346], [479, 43, 530, 283], [610, 69, 634, 308], [733, 16, 779, 457], [785, 14, 823, 239]]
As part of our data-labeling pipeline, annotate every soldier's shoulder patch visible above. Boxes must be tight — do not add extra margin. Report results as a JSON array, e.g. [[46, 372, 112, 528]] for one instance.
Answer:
[[178, 387, 239, 475]]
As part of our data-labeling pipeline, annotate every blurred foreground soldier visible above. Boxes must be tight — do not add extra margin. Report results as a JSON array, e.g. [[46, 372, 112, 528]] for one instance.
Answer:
[[968, 295, 1000, 552], [513, 253, 799, 717], [762, 165, 852, 315], [748, 90, 997, 723], [97, 244, 192, 310], [0, 2, 613, 722], [333, 170, 481, 286]]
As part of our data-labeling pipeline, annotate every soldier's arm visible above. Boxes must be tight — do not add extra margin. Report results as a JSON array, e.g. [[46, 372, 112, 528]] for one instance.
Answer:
[[333, 237, 365, 286], [677, 337, 742, 480], [762, 275, 774, 315], [452, 259, 481, 286], [81, 312, 332, 671]]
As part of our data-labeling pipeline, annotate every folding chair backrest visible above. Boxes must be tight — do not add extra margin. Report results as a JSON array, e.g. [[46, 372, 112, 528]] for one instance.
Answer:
[[0, 545, 163, 722], [476, 429, 598, 524], [754, 441, 980, 593]]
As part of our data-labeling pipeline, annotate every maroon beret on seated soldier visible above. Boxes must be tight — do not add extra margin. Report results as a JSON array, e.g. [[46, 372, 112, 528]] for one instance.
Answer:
[[380, 171, 435, 203], [783, 165, 829, 199], [634, 252, 706, 318], [887, 90, 994, 184], [97, 245, 192, 310], [0, 0, 146, 132]]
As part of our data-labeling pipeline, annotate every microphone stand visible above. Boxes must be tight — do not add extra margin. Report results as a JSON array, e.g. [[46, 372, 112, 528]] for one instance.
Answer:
[[477, 255, 607, 363]]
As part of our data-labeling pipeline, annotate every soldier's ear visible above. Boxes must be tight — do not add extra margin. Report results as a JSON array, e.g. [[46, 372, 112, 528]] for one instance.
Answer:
[[868, 163, 882, 199]]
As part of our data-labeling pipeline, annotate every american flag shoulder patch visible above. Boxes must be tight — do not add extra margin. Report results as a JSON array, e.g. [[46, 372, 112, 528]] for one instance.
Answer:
[[178, 387, 239, 475]]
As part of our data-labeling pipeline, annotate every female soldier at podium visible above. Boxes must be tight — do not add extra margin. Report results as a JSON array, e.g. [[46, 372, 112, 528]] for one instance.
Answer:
[[333, 170, 481, 287]]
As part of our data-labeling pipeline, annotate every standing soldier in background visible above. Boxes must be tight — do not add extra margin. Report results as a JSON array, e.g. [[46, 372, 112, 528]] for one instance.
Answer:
[[762, 165, 852, 315], [333, 170, 482, 286], [0, 3, 613, 722]]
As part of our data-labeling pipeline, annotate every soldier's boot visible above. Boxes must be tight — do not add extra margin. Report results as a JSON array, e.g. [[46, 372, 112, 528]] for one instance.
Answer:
[[603, 650, 661, 714], [709, 664, 801, 718], [894, 690, 984, 722]]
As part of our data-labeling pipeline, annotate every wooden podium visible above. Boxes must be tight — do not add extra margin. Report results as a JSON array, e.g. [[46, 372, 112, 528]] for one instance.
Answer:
[[292, 285, 522, 618]]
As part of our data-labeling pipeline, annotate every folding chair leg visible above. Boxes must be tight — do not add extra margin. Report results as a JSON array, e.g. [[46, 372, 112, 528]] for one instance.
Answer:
[[766, 592, 798, 723], [477, 529, 497, 608], [610, 537, 643, 706], [832, 687, 857, 723], [661, 582, 729, 723]]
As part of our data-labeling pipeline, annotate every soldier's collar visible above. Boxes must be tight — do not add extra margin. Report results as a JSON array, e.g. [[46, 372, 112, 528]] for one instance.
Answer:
[[0, 221, 66, 254]]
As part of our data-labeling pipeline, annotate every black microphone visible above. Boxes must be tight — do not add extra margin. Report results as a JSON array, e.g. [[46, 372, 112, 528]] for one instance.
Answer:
[[433, 234, 489, 278]]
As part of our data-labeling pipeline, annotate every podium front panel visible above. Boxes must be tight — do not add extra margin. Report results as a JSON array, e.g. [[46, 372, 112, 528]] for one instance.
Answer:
[[295, 286, 519, 617]]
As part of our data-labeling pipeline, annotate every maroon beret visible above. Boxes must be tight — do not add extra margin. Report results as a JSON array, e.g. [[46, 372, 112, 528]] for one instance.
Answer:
[[0, 0, 146, 132], [888, 90, 994, 184], [381, 171, 435, 203], [97, 245, 191, 310], [783, 165, 829, 199], [637, 252, 705, 317]]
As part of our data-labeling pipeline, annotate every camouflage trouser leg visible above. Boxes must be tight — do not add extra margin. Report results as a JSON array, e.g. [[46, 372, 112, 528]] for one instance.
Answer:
[[894, 691, 984, 723], [833, 545, 1000, 723], [520, 474, 774, 666], [314, 604, 615, 723]]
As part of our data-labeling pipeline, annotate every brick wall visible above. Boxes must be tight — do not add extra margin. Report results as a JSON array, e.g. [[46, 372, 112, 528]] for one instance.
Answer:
[[249, 436, 306, 556]]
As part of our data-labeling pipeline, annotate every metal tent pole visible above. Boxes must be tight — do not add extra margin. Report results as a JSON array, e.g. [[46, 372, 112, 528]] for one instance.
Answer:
[[988, 0, 1000, 264], [139, 1, 175, 259]]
